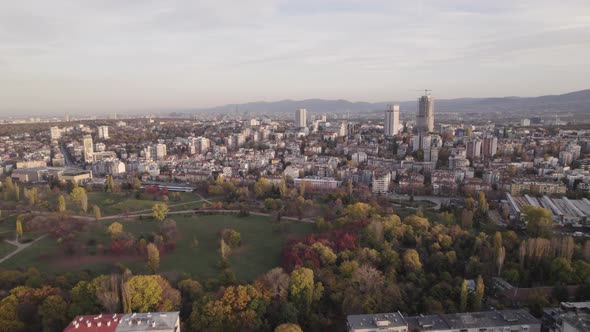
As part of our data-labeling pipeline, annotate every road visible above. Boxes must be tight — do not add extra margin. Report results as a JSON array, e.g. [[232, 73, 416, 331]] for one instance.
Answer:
[[387, 193, 449, 210]]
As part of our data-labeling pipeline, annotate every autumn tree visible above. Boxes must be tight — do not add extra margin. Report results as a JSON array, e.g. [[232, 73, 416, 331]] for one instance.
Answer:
[[93, 205, 101, 220], [70, 187, 86, 203], [58, 195, 66, 213], [0, 295, 24, 331], [127, 275, 163, 312], [39, 295, 68, 332], [81, 192, 88, 213], [147, 243, 160, 273], [289, 267, 322, 318], [522, 206, 553, 238], [152, 203, 168, 221], [14, 221, 24, 245], [473, 275, 484, 311], [254, 178, 272, 198], [106, 176, 115, 193], [403, 249, 422, 273], [460, 279, 468, 312], [107, 222, 123, 239], [461, 209, 474, 230], [275, 323, 303, 332]]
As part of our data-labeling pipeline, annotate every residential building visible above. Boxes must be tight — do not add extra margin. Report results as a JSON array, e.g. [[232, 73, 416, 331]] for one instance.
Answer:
[[98, 125, 109, 139], [347, 310, 540, 332], [384, 104, 400, 136], [509, 179, 567, 196], [295, 108, 307, 128], [83, 135, 94, 163], [50, 126, 61, 140], [372, 172, 391, 193], [294, 176, 340, 190]]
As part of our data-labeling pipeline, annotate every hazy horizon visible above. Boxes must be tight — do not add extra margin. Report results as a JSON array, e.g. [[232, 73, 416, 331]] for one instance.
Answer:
[[1, 0, 590, 115]]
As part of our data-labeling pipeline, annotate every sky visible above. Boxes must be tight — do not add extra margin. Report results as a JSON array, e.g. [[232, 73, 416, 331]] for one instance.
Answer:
[[1, 0, 590, 115]]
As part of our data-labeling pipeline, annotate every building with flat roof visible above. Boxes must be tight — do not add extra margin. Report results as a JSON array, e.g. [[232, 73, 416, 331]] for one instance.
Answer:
[[347, 312, 407, 332], [347, 309, 540, 332], [63, 312, 180, 332]]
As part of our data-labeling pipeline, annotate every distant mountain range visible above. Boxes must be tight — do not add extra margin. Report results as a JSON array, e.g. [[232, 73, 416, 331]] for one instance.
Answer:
[[188, 89, 590, 115]]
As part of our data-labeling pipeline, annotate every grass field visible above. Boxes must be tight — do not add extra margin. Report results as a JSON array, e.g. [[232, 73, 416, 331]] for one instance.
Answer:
[[1, 213, 313, 282]]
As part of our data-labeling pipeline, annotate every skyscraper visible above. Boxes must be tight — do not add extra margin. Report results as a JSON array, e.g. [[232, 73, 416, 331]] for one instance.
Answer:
[[83, 135, 94, 163], [295, 109, 307, 128], [416, 92, 434, 132], [384, 104, 400, 136]]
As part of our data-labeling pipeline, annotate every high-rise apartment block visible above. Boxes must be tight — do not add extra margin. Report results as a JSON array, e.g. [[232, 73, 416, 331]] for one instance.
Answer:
[[384, 104, 400, 136], [295, 109, 307, 128], [98, 126, 109, 139], [416, 93, 434, 132], [82, 135, 94, 163], [50, 127, 61, 140]]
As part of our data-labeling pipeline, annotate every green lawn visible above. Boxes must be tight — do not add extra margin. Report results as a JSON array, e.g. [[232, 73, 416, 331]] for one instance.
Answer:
[[1, 213, 313, 282]]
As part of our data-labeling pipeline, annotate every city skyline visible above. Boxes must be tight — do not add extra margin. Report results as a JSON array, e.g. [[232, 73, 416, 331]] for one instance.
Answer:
[[1, 0, 590, 114]]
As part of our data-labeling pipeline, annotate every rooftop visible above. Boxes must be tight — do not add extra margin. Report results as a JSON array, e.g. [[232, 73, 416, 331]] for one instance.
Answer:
[[347, 312, 407, 330]]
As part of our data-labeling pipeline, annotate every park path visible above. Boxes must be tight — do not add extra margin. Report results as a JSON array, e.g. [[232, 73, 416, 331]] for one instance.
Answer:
[[99, 209, 316, 223], [0, 233, 49, 264]]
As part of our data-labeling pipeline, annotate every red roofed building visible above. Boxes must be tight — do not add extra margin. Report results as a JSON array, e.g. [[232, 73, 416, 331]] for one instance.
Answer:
[[63, 314, 120, 332]]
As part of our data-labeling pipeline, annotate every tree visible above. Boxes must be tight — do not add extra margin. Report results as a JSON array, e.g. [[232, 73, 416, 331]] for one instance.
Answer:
[[147, 243, 160, 273], [550, 257, 574, 284], [39, 295, 68, 332], [70, 187, 86, 203], [14, 183, 20, 201], [522, 206, 553, 238], [127, 275, 163, 312], [254, 178, 271, 198], [0, 295, 24, 331], [58, 195, 66, 213], [107, 222, 123, 238], [478, 191, 488, 213], [4, 177, 14, 193], [90, 275, 121, 313], [93, 205, 101, 220], [461, 208, 474, 230], [80, 191, 88, 213], [132, 178, 142, 190], [106, 176, 115, 193], [275, 323, 303, 332], [289, 267, 317, 317], [473, 275, 484, 311], [16, 219, 23, 242], [497, 246, 506, 275], [152, 203, 168, 221], [261, 268, 290, 300], [403, 249, 422, 273], [460, 279, 468, 312], [220, 239, 231, 261]]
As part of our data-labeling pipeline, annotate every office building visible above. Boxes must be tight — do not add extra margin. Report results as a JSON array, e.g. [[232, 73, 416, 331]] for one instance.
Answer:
[[98, 126, 109, 139], [384, 104, 400, 136], [295, 108, 307, 128], [83, 135, 94, 163], [416, 92, 434, 132]]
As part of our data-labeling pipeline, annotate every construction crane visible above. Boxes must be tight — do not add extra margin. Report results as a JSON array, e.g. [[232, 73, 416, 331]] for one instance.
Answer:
[[409, 89, 432, 96]]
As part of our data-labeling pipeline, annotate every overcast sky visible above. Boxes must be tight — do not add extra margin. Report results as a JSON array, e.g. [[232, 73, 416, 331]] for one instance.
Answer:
[[1, 0, 589, 115]]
